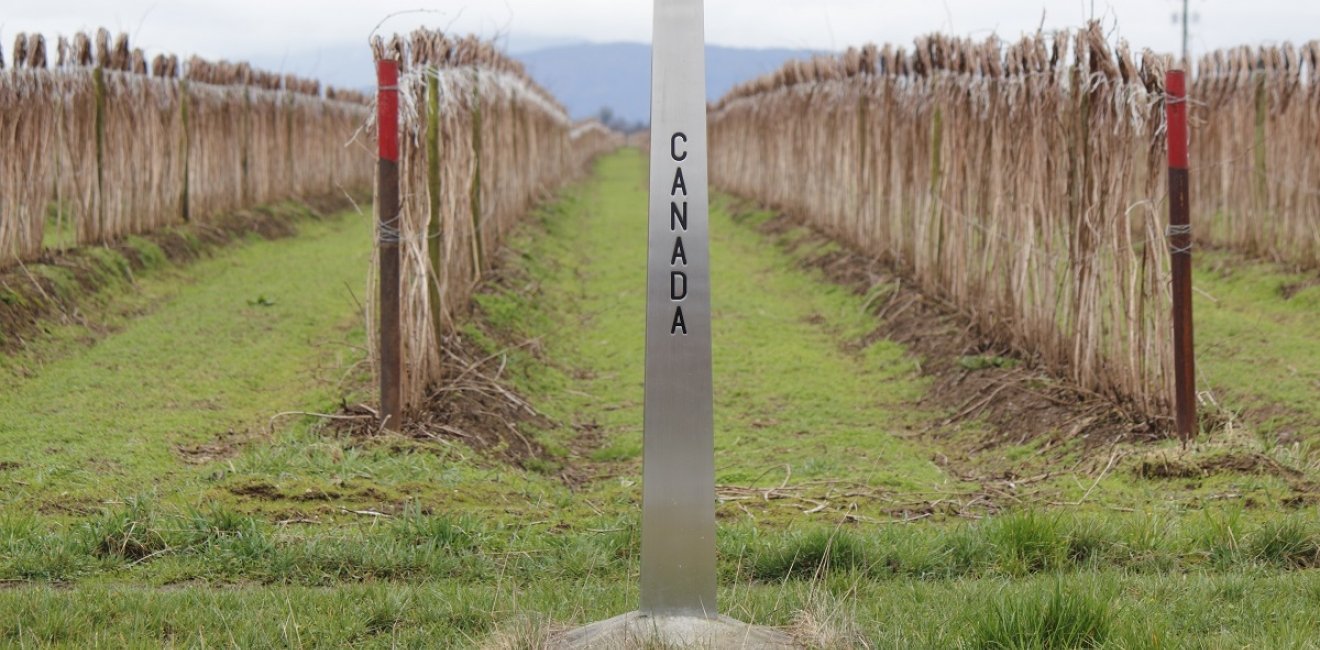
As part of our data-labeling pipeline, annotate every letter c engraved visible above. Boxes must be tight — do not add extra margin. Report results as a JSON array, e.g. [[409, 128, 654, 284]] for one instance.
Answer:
[[671, 132, 688, 162]]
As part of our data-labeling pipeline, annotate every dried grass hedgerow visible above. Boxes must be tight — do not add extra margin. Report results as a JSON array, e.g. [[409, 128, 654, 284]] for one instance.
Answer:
[[710, 23, 1178, 418], [0, 29, 373, 263]]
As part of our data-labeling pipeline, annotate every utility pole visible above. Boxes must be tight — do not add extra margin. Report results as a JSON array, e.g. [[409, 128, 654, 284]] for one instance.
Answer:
[[1188, 0, 1198, 67], [1173, 0, 1198, 67]]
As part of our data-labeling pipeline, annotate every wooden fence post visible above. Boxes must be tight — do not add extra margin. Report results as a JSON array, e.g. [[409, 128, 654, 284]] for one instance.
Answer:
[[179, 79, 191, 222], [285, 91, 295, 198], [240, 86, 251, 206], [426, 71, 445, 353], [927, 106, 943, 260], [468, 69, 485, 280], [1253, 65, 1268, 212], [377, 59, 403, 431], [93, 64, 106, 243], [1166, 70, 1197, 441]]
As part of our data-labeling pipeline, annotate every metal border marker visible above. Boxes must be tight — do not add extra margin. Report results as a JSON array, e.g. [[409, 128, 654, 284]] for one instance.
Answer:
[[559, 1, 795, 646], [640, 0, 717, 617]]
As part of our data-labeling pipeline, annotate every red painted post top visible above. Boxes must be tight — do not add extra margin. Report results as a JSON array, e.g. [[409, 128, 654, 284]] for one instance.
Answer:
[[376, 60, 399, 163], [1166, 70, 1188, 170]]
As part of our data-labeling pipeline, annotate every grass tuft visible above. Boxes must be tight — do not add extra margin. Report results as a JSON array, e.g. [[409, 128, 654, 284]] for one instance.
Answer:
[[750, 528, 870, 581], [82, 495, 170, 561], [389, 503, 479, 553], [986, 512, 1070, 576], [970, 581, 1112, 649], [1250, 517, 1320, 568]]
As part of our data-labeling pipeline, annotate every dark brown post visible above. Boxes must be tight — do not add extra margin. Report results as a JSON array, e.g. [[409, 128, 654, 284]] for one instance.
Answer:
[[179, 79, 191, 222], [376, 59, 403, 430], [1166, 70, 1196, 440], [426, 72, 444, 352], [93, 64, 106, 243], [1252, 65, 1268, 211]]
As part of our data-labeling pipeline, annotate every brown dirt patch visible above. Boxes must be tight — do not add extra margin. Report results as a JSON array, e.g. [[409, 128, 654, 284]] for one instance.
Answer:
[[413, 332, 556, 469], [0, 192, 364, 355], [1283, 488, 1320, 508], [175, 428, 250, 465], [735, 204, 1168, 462], [225, 479, 394, 506], [1279, 276, 1320, 300], [332, 330, 561, 478], [175, 442, 235, 465], [36, 497, 99, 516], [291, 487, 341, 502], [227, 481, 283, 500], [1135, 451, 1304, 480]]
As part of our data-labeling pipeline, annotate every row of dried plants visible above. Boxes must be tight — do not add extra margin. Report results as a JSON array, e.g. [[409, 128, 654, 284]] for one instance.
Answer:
[[1192, 43, 1320, 269], [0, 29, 372, 267], [710, 23, 1176, 420], [370, 30, 621, 408]]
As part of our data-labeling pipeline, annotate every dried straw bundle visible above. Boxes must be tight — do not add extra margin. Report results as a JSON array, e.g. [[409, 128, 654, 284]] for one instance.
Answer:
[[94, 69, 187, 240], [1192, 42, 1320, 269], [369, 30, 619, 408], [710, 23, 1176, 419], [0, 28, 373, 268], [326, 87, 371, 105], [0, 64, 60, 262], [182, 77, 247, 219], [183, 54, 373, 220]]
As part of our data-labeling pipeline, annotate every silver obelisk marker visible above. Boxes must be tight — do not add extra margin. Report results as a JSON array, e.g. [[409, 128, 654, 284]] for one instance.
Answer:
[[559, 2, 798, 645], [641, 0, 717, 618]]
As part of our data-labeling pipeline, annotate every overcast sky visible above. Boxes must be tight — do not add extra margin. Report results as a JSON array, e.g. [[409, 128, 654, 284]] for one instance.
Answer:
[[5, 1, 1317, 77]]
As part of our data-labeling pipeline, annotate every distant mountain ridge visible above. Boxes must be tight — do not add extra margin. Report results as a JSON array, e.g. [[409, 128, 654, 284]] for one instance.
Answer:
[[516, 42, 819, 125]]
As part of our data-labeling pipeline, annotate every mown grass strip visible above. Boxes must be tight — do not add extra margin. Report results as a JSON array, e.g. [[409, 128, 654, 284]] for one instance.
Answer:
[[0, 208, 373, 510], [5, 498, 1319, 586]]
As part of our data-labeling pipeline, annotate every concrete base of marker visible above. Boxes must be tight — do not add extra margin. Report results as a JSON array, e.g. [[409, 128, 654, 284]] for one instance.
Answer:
[[557, 611, 799, 649]]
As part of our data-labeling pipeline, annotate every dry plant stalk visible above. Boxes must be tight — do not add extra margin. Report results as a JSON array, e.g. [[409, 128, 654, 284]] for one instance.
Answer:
[[710, 24, 1176, 419], [0, 29, 373, 267], [1192, 42, 1320, 269], [370, 30, 621, 408], [1, 35, 59, 262]]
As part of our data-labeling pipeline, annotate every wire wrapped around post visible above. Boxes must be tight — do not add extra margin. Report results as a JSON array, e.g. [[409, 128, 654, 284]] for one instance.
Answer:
[[376, 59, 403, 431], [1166, 69, 1197, 441]]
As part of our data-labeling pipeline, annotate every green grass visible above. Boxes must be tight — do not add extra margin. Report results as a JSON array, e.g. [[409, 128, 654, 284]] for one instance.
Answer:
[[41, 200, 78, 252], [1194, 249, 1320, 438], [3, 570, 1320, 647], [2, 150, 1320, 646], [5, 499, 1320, 585], [0, 210, 376, 510], [969, 581, 1112, 649], [4, 503, 1320, 645], [472, 149, 949, 510]]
